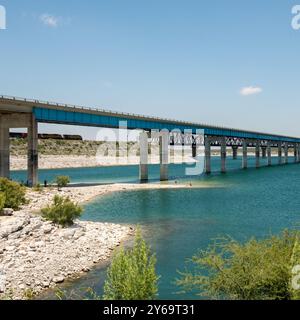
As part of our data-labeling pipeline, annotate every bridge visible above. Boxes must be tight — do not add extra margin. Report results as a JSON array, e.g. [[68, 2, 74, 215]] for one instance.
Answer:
[[1, 95, 300, 186]]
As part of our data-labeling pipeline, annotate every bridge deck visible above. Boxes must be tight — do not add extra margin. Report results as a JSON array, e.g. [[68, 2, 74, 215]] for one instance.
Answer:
[[1, 95, 299, 143]]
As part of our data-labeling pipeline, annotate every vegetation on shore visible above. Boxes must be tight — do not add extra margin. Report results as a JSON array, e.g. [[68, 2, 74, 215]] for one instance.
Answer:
[[41, 195, 83, 227], [0, 178, 27, 210], [103, 229, 159, 300], [177, 230, 300, 300], [55, 176, 70, 190]]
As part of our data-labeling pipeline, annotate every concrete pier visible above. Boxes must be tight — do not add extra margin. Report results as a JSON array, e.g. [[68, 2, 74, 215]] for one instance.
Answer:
[[0, 116, 10, 178], [204, 138, 211, 174], [221, 137, 226, 173], [232, 146, 238, 160], [261, 146, 267, 159], [192, 143, 197, 158], [284, 144, 288, 164], [27, 114, 38, 187], [242, 140, 248, 169], [267, 142, 272, 166], [159, 131, 169, 181], [139, 131, 149, 182], [255, 141, 260, 168], [278, 142, 282, 165]]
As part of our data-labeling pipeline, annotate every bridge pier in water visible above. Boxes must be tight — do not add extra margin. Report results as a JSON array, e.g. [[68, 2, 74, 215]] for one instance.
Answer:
[[204, 138, 211, 174], [232, 145, 238, 160], [242, 140, 248, 169], [139, 131, 149, 182], [261, 146, 267, 159], [220, 137, 227, 173], [255, 141, 260, 168], [159, 131, 169, 181], [284, 144, 289, 164], [267, 142, 272, 166], [278, 142, 282, 165]]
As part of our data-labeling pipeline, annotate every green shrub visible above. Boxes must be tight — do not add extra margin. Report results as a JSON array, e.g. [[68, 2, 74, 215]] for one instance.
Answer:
[[103, 229, 159, 300], [0, 192, 6, 212], [41, 195, 82, 227], [33, 183, 43, 192], [177, 230, 300, 300], [55, 176, 70, 190], [0, 178, 27, 210]]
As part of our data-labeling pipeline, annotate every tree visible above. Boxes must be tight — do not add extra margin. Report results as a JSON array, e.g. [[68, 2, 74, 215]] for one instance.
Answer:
[[177, 230, 300, 300], [41, 195, 82, 227], [0, 178, 27, 210], [55, 176, 70, 190], [103, 229, 159, 300]]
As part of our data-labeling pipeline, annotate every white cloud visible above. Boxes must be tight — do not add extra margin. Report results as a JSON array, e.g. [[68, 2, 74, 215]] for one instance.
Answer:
[[240, 86, 263, 96], [39, 14, 59, 27]]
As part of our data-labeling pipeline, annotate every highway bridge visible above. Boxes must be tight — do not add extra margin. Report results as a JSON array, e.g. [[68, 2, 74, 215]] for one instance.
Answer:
[[1, 95, 300, 186]]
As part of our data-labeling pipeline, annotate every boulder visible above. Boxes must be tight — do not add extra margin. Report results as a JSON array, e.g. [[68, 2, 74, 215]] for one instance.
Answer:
[[1, 208, 14, 216], [52, 276, 64, 284]]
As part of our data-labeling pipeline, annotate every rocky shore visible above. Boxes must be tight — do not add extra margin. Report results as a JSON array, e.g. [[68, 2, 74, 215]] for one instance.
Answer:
[[0, 182, 190, 300]]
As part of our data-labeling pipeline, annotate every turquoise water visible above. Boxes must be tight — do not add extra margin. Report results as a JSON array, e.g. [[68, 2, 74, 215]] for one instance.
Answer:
[[31, 156, 300, 300], [12, 155, 281, 185]]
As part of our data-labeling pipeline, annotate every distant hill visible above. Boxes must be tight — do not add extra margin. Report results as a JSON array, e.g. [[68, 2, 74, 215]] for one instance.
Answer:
[[10, 138, 138, 156]]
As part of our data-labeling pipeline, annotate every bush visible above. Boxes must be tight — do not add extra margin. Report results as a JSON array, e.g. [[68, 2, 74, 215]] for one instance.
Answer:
[[0, 178, 27, 210], [55, 176, 70, 190], [177, 230, 300, 300], [33, 183, 43, 192], [41, 195, 82, 227], [103, 229, 159, 300], [0, 192, 6, 212]]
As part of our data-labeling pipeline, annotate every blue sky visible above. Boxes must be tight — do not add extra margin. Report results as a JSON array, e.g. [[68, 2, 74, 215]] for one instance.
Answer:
[[1, 0, 300, 138]]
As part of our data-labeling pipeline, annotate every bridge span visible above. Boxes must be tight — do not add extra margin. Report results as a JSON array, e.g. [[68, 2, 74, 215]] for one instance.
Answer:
[[1, 95, 300, 186]]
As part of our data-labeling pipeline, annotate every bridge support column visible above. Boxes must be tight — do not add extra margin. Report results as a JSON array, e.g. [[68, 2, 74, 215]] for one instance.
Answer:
[[0, 116, 10, 179], [221, 137, 226, 173], [139, 131, 149, 182], [160, 131, 169, 181], [284, 144, 288, 164], [267, 142, 272, 166], [297, 145, 300, 163], [255, 141, 260, 168], [261, 146, 267, 159], [278, 142, 282, 165], [204, 138, 211, 174], [232, 146, 238, 160], [192, 144, 197, 158], [27, 114, 38, 187], [242, 140, 248, 169]]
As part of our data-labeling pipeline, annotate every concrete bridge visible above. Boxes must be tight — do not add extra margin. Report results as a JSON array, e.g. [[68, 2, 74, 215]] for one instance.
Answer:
[[1, 95, 300, 186]]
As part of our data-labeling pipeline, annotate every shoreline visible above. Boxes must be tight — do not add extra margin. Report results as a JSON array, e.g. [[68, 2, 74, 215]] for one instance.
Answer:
[[0, 181, 196, 300], [10, 155, 197, 171], [10, 153, 293, 172]]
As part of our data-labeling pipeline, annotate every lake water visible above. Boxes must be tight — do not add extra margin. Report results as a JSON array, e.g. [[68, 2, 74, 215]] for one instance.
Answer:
[[24, 156, 300, 300]]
